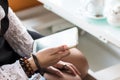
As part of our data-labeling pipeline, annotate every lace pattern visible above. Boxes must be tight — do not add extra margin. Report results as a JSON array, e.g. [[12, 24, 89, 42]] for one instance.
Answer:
[[4, 8, 34, 57], [0, 61, 28, 80]]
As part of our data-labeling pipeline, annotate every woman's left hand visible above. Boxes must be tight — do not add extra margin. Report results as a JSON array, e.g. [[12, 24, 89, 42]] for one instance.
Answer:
[[44, 65, 82, 80]]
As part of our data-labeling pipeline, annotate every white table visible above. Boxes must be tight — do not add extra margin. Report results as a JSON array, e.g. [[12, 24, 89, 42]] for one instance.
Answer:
[[38, 0, 120, 48]]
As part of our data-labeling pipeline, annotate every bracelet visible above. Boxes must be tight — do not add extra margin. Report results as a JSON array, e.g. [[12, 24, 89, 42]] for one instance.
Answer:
[[19, 57, 34, 78], [32, 54, 45, 76]]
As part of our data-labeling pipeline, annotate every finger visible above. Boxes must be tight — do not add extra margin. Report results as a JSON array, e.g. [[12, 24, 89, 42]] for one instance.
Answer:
[[53, 61, 64, 69], [46, 66, 63, 77], [70, 65, 81, 76], [54, 61, 81, 76], [65, 65, 78, 76]]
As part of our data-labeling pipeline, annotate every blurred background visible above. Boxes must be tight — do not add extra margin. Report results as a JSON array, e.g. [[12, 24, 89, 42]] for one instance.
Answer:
[[9, 0, 42, 12]]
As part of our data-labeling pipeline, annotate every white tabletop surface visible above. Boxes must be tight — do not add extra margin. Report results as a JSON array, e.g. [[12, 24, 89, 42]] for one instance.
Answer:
[[38, 0, 120, 48]]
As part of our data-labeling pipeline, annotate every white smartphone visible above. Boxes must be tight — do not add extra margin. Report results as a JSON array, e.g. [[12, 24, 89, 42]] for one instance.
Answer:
[[33, 27, 78, 53]]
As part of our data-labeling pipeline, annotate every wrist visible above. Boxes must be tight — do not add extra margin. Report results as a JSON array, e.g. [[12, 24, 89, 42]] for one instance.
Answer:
[[32, 54, 45, 76], [28, 57, 38, 72], [19, 57, 34, 78]]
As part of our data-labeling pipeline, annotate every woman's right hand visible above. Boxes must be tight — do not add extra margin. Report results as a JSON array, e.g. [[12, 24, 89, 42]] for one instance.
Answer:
[[29, 45, 70, 71], [36, 45, 70, 68]]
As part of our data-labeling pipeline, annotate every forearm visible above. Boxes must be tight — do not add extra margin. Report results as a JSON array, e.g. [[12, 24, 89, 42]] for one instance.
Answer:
[[27, 54, 45, 75], [4, 7, 34, 57]]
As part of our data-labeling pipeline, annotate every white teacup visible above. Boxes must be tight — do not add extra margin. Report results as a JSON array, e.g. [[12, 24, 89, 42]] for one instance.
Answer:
[[83, 0, 104, 18], [106, 4, 120, 26]]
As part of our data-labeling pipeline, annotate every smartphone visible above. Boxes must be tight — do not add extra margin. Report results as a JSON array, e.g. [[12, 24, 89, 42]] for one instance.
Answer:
[[33, 27, 78, 53]]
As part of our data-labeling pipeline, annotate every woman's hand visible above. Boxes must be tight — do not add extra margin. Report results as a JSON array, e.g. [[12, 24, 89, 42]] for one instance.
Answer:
[[44, 61, 81, 79], [45, 66, 63, 77], [53, 61, 81, 76], [35, 45, 70, 68]]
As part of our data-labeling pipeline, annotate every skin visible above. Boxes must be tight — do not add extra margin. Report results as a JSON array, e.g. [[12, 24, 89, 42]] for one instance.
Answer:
[[44, 48, 89, 80], [44, 61, 82, 80], [44, 71, 82, 80], [28, 45, 70, 71], [61, 48, 89, 78], [28, 46, 89, 80]]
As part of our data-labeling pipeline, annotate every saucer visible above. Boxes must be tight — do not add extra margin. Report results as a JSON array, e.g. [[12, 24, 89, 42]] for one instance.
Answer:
[[84, 12, 106, 20], [80, 9, 106, 19]]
